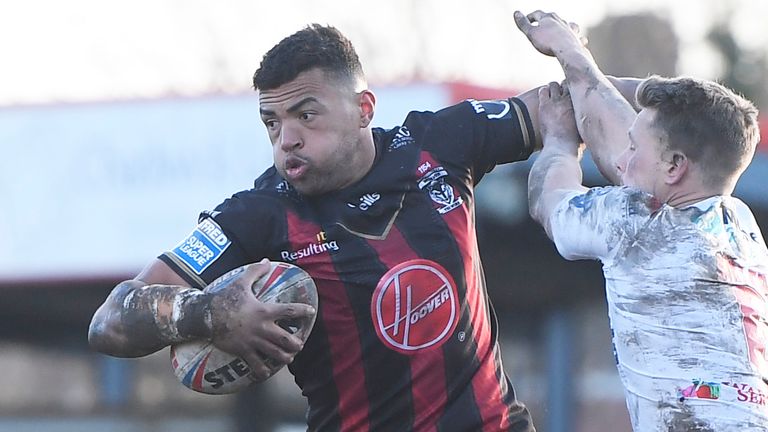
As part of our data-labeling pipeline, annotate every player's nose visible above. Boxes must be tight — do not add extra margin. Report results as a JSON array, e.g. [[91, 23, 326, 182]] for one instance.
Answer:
[[279, 123, 303, 152]]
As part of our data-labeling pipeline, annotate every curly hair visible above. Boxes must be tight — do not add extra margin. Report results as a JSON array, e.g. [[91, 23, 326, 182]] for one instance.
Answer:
[[253, 24, 365, 91], [636, 76, 760, 184]]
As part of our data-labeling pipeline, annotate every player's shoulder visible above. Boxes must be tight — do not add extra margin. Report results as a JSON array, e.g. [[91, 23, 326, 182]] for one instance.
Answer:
[[213, 167, 296, 216], [560, 186, 661, 217]]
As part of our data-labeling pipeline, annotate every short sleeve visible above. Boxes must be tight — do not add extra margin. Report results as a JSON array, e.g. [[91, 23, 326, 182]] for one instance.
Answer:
[[418, 97, 536, 183], [159, 191, 283, 288], [548, 186, 654, 262]]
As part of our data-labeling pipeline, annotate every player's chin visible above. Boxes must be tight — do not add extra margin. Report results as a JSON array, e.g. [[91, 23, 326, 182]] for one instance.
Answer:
[[288, 179, 326, 196]]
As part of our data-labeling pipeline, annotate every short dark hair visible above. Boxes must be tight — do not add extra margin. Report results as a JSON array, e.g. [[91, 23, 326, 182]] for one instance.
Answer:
[[636, 76, 760, 183], [253, 24, 365, 91]]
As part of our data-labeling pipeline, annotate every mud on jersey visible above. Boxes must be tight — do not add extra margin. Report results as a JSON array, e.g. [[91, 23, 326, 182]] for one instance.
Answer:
[[550, 186, 768, 432], [161, 98, 537, 432]]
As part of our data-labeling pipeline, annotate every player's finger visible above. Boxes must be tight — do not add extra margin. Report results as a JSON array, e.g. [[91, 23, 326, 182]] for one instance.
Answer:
[[241, 258, 272, 285], [548, 81, 562, 97], [242, 352, 273, 382], [270, 323, 305, 351], [259, 333, 300, 363], [272, 302, 316, 320], [527, 10, 547, 23], [538, 85, 551, 101], [513, 10, 533, 34]]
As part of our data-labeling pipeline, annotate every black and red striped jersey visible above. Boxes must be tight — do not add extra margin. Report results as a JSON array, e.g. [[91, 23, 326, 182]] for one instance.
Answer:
[[161, 97, 537, 432]]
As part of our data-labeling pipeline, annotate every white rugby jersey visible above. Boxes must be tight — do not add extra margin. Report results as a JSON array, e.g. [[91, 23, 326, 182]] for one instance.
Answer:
[[549, 186, 768, 431]]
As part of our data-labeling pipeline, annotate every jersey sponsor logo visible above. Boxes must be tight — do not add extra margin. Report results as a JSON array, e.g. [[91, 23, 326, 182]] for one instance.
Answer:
[[276, 180, 294, 194], [371, 259, 459, 354], [467, 99, 512, 120], [347, 193, 381, 211], [280, 236, 339, 262], [678, 379, 721, 401], [388, 126, 414, 151], [418, 166, 463, 214], [677, 379, 768, 406], [728, 381, 768, 406], [171, 218, 231, 274]]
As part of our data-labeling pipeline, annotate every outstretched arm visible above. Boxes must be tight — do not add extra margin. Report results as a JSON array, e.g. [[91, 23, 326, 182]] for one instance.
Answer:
[[515, 10, 638, 185], [528, 82, 587, 237], [513, 85, 544, 151]]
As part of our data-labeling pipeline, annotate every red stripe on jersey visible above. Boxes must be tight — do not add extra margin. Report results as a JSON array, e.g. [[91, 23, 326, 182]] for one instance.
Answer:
[[442, 201, 509, 430], [418, 151, 509, 431], [366, 224, 445, 432], [718, 254, 768, 375], [285, 212, 371, 432]]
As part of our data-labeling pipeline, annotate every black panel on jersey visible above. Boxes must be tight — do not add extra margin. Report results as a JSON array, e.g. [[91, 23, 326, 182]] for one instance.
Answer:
[[394, 183, 486, 427], [330, 228, 416, 431], [290, 312, 342, 432]]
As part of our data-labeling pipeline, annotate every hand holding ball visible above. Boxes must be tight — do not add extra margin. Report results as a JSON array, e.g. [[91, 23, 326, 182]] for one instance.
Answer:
[[170, 261, 318, 394]]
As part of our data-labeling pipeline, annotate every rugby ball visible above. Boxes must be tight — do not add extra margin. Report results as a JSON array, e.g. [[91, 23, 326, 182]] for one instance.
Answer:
[[170, 261, 318, 394]]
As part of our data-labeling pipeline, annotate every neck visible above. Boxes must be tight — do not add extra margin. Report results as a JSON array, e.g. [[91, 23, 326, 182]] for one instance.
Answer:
[[665, 186, 732, 208], [341, 129, 376, 188]]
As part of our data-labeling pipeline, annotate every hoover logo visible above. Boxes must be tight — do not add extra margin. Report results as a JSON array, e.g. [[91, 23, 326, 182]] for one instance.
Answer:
[[371, 259, 459, 354], [171, 219, 231, 274]]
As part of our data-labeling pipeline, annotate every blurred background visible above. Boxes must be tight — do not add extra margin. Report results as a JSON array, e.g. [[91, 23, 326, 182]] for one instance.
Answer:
[[2, 0, 768, 431]]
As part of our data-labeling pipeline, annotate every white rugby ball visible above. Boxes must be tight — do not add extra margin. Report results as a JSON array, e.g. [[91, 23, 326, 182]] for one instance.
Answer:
[[170, 261, 318, 394]]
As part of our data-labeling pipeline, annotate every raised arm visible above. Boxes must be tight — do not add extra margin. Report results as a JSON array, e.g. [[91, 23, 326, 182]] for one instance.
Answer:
[[515, 10, 638, 185], [528, 82, 587, 237]]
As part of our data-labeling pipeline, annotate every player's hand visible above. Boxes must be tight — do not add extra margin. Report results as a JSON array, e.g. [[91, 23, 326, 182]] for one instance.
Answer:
[[514, 10, 587, 57], [207, 259, 315, 381], [538, 82, 582, 154]]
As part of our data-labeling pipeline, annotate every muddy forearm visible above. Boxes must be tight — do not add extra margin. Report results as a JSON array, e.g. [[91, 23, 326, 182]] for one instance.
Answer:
[[88, 280, 212, 357]]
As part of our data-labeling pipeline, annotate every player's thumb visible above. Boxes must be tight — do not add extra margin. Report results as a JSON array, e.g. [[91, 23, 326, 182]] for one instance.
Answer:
[[513, 11, 530, 34]]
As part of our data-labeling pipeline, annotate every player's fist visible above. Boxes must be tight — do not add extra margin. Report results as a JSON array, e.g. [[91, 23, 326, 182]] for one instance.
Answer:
[[514, 10, 587, 57]]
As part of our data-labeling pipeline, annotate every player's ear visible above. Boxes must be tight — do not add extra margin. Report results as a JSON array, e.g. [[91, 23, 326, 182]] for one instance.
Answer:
[[665, 151, 688, 185], [358, 89, 376, 128]]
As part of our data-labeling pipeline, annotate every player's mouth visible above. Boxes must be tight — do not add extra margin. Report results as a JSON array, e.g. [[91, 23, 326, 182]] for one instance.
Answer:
[[284, 156, 309, 181]]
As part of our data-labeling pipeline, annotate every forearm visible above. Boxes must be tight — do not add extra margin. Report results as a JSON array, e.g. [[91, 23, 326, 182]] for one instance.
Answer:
[[88, 280, 212, 357], [528, 147, 585, 237], [554, 47, 636, 184]]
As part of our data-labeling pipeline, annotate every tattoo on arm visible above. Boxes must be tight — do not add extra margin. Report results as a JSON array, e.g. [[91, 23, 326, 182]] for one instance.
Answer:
[[110, 280, 213, 349]]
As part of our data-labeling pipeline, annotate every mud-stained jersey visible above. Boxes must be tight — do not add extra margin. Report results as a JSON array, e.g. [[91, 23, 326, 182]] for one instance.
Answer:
[[160, 98, 537, 432], [550, 186, 768, 432]]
